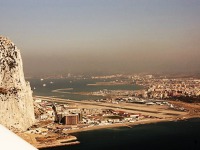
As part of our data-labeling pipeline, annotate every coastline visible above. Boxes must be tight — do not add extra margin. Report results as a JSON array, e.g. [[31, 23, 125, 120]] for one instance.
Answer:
[[37, 139, 80, 149], [87, 81, 130, 86], [22, 95, 200, 149], [65, 115, 200, 134], [36, 116, 200, 149]]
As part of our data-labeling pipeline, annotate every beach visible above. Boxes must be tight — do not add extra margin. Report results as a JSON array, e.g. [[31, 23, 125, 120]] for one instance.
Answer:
[[18, 78, 200, 149], [17, 95, 200, 149], [41, 117, 200, 150]]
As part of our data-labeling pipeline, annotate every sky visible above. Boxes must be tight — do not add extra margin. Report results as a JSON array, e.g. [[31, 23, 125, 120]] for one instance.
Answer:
[[0, 0, 200, 76]]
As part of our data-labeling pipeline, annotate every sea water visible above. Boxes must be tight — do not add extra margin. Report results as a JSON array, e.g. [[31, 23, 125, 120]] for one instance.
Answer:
[[28, 78, 142, 100], [41, 118, 200, 150], [28, 79, 200, 150]]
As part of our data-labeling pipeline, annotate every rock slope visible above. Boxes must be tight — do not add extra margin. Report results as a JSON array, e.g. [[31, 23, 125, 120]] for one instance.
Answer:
[[0, 36, 35, 130]]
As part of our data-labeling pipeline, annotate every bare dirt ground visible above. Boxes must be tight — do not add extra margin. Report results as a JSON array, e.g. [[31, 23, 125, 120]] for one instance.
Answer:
[[17, 96, 200, 149], [169, 100, 200, 116]]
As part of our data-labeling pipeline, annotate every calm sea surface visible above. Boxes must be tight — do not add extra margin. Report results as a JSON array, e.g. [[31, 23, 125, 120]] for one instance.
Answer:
[[28, 79, 200, 150], [28, 78, 142, 100], [40, 118, 200, 150]]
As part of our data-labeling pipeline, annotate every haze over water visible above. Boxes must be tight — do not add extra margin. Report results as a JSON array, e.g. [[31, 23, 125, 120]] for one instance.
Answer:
[[1, 1, 200, 150], [31, 78, 200, 150], [1, 0, 200, 76], [29, 78, 142, 100]]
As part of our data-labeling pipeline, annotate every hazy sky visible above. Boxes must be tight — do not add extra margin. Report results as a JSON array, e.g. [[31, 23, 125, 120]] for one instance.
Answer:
[[1, 0, 200, 76]]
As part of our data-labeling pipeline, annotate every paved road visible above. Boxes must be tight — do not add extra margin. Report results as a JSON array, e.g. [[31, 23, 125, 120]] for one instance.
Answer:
[[34, 96, 187, 118]]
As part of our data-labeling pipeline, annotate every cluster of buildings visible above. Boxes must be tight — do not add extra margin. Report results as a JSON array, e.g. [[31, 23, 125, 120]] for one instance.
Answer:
[[86, 74, 200, 106], [34, 99, 82, 125], [30, 73, 200, 134], [34, 99, 145, 129], [91, 89, 133, 97], [81, 109, 141, 126], [132, 75, 200, 100], [91, 74, 124, 79]]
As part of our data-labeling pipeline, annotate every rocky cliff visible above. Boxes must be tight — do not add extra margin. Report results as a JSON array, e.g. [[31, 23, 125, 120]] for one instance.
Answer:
[[0, 36, 35, 130]]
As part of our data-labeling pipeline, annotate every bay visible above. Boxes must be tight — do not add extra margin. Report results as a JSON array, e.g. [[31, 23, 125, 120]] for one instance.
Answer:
[[28, 78, 142, 100], [28, 78, 200, 150], [41, 118, 200, 150]]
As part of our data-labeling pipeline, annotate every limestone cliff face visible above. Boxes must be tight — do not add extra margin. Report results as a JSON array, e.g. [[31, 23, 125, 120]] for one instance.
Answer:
[[0, 36, 35, 130]]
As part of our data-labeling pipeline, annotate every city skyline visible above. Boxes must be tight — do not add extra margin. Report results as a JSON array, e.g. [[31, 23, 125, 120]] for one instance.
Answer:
[[1, 0, 200, 75]]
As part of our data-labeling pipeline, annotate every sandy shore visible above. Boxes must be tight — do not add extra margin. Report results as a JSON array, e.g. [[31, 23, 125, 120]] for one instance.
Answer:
[[17, 133, 80, 149], [18, 115, 199, 149], [28, 96, 200, 149], [65, 115, 199, 134], [66, 119, 169, 134], [37, 138, 80, 149], [34, 96, 200, 135]]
